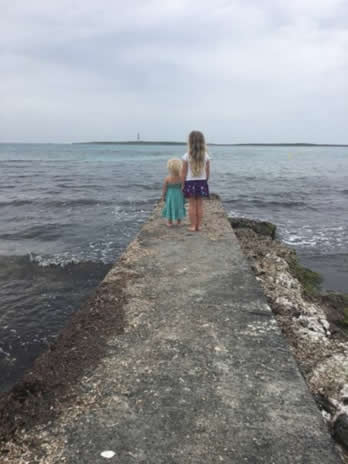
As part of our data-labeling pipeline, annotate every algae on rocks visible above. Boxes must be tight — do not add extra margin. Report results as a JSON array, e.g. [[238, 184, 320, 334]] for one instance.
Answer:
[[345, 309, 348, 327], [228, 217, 276, 239], [287, 255, 323, 297]]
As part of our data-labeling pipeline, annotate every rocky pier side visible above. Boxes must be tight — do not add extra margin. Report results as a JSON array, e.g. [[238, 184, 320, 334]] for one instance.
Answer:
[[230, 216, 348, 462], [0, 198, 342, 463]]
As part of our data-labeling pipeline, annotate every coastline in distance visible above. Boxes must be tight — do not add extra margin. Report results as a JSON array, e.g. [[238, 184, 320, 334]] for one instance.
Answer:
[[74, 141, 348, 147]]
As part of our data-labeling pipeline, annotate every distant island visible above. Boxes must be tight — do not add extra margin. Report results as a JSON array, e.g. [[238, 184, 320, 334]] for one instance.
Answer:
[[74, 141, 348, 147]]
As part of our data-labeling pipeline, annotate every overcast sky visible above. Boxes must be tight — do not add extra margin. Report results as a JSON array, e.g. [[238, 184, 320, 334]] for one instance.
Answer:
[[1, 0, 347, 143]]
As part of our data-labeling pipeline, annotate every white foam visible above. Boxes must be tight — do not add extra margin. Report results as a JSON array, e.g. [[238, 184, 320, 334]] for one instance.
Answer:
[[29, 252, 80, 267]]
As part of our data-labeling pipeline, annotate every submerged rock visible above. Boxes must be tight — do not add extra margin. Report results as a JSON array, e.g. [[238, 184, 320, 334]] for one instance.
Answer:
[[229, 217, 277, 239], [321, 293, 348, 331]]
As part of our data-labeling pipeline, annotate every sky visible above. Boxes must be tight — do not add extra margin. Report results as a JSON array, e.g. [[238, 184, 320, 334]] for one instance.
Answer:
[[1, 0, 348, 143]]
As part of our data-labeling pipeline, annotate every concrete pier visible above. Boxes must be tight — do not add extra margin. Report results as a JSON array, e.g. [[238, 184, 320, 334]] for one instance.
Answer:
[[1, 199, 340, 463]]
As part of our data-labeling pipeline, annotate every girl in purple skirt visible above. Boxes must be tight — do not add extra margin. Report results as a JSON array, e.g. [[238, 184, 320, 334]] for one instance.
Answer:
[[182, 130, 210, 232]]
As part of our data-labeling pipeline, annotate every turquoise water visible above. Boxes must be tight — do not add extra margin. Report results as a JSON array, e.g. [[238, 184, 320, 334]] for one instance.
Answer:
[[0, 143, 347, 391]]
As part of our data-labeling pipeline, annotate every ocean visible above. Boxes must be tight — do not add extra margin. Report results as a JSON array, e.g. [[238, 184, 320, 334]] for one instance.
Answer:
[[0, 143, 347, 392]]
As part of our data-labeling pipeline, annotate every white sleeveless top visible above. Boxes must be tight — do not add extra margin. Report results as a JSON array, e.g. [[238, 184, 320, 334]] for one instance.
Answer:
[[182, 152, 210, 181]]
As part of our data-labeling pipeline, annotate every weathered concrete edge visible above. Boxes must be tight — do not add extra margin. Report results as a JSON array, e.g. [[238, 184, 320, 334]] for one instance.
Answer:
[[0, 205, 163, 447]]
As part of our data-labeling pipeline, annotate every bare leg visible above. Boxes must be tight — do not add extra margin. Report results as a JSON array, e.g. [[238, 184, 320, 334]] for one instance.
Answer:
[[188, 198, 197, 231], [177, 219, 181, 225], [196, 197, 203, 231]]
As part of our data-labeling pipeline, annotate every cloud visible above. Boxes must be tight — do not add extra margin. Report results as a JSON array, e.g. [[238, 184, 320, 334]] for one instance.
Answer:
[[1, 0, 347, 142]]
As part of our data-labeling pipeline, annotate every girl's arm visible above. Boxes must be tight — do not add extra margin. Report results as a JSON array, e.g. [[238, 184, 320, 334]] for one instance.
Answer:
[[181, 161, 188, 186], [206, 160, 210, 181], [161, 178, 168, 201]]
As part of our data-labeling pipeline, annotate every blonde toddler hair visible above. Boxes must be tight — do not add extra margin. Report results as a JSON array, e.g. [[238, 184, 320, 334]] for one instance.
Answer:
[[167, 158, 182, 177], [188, 130, 206, 176]]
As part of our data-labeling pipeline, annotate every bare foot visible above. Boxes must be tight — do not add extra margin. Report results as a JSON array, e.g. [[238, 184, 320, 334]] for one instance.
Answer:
[[188, 226, 196, 232], [167, 222, 173, 227]]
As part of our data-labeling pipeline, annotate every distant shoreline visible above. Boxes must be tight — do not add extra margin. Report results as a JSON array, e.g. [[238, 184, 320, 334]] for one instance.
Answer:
[[74, 141, 348, 147]]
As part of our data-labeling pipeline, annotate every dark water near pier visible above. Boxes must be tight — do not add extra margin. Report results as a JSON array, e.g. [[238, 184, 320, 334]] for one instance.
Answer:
[[0, 143, 347, 391]]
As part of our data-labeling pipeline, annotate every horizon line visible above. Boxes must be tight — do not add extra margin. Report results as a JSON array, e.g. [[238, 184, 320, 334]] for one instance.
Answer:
[[73, 140, 348, 147], [1, 141, 348, 147]]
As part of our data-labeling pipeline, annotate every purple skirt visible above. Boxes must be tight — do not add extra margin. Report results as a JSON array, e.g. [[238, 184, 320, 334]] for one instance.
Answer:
[[183, 180, 209, 198]]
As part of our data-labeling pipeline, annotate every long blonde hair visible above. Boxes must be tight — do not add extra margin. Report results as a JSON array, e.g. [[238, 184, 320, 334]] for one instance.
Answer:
[[188, 130, 206, 176]]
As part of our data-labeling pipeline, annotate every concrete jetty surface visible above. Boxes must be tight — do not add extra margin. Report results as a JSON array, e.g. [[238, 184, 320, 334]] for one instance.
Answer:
[[1, 199, 340, 463]]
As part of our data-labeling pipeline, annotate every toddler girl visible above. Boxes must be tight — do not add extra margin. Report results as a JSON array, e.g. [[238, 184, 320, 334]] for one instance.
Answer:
[[161, 158, 186, 227], [182, 130, 210, 231]]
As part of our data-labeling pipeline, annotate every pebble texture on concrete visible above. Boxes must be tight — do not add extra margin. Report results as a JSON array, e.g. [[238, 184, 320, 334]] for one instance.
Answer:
[[3, 200, 341, 463]]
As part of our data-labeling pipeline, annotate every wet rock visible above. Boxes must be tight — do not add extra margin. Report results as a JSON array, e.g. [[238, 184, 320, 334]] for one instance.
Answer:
[[322, 292, 348, 310], [228, 217, 277, 239], [321, 293, 348, 329]]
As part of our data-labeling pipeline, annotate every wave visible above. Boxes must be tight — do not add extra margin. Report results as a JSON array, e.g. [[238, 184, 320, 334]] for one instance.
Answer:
[[0, 223, 71, 241], [27, 253, 114, 269], [117, 183, 162, 190], [29, 252, 81, 267], [224, 198, 309, 209], [282, 236, 318, 247], [0, 253, 113, 270], [0, 200, 33, 207], [280, 223, 348, 251], [46, 198, 111, 207], [24, 238, 124, 267], [256, 200, 308, 208], [298, 252, 348, 259], [56, 183, 106, 190], [0, 198, 112, 209], [0, 197, 156, 210], [0, 160, 33, 163], [117, 198, 157, 207]]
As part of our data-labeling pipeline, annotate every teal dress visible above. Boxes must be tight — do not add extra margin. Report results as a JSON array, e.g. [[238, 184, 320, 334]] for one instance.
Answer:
[[162, 183, 186, 221]]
